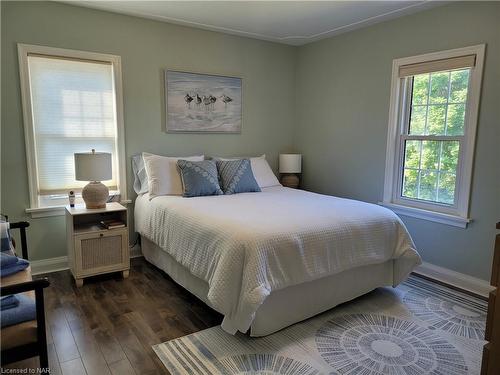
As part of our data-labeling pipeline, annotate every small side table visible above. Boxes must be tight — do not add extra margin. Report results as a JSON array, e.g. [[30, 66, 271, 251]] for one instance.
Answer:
[[280, 173, 300, 189], [66, 202, 130, 287]]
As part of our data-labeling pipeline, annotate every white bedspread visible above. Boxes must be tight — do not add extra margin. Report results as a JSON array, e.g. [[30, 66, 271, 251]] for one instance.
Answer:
[[135, 187, 421, 334]]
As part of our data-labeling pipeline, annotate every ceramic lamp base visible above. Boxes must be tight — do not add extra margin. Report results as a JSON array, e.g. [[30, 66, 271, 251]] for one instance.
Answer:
[[82, 181, 109, 209], [281, 174, 300, 189]]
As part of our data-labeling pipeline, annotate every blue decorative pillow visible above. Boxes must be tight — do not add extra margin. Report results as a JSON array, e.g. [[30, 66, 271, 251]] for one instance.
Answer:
[[216, 159, 261, 195], [177, 160, 223, 197]]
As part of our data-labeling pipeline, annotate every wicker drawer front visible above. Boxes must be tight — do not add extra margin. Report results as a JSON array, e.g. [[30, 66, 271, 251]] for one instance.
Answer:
[[74, 229, 128, 276], [81, 235, 123, 270]]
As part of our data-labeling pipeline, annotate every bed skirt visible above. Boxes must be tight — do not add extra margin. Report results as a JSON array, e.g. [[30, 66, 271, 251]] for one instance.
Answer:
[[141, 237, 396, 336]]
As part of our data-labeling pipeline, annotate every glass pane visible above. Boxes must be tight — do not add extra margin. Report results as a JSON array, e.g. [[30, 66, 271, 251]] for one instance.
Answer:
[[403, 67, 468, 206], [449, 69, 469, 103], [409, 106, 426, 135], [429, 72, 449, 104], [421, 141, 440, 170], [437, 172, 456, 204], [427, 105, 446, 134], [404, 140, 421, 168], [440, 141, 459, 172], [401, 140, 460, 205], [403, 169, 418, 199], [419, 171, 438, 201], [446, 103, 466, 135], [412, 74, 429, 105], [407, 68, 469, 136]]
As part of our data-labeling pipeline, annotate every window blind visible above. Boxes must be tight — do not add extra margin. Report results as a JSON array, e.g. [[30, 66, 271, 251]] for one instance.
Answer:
[[398, 54, 476, 77], [28, 55, 118, 194]]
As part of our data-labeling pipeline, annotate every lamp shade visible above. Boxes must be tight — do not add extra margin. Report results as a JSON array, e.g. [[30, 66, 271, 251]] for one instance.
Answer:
[[279, 154, 302, 174], [74, 150, 112, 181]]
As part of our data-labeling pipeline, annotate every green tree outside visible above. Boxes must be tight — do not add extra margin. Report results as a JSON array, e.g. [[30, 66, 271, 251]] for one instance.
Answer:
[[402, 69, 469, 204]]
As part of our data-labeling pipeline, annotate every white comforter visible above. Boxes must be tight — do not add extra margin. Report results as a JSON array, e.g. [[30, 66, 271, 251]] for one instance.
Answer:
[[135, 186, 421, 334]]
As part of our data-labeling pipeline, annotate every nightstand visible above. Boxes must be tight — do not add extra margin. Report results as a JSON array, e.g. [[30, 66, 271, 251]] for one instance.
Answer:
[[66, 202, 130, 287]]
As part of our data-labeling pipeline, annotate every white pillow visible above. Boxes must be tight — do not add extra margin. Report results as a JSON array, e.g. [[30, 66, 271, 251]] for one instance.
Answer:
[[142, 153, 204, 198], [217, 155, 281, 188]]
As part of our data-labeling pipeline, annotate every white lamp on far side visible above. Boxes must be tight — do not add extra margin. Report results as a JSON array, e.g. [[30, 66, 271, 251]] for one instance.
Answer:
[[279, 153, 302, 188], [74, 149, 112, 209]]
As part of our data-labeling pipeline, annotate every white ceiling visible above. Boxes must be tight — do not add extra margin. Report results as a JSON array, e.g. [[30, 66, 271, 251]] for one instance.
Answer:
[[63, 1, 442, 46]]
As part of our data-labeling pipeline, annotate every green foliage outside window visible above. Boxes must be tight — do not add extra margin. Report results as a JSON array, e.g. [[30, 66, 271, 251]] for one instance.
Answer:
[[402, 69, 469, 205]]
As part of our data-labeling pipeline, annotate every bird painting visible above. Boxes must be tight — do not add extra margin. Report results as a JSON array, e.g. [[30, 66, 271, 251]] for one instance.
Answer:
[[166, 70, 241, 133], [220, 94, 233, 106], [202, 95, 211, 110], [184, 93, 193, 108], [209, 95, 217, 110]]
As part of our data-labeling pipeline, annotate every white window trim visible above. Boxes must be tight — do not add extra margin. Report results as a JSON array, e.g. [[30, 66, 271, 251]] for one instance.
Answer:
[[381, 44, 485, 228], [18, 44, 128, 218]]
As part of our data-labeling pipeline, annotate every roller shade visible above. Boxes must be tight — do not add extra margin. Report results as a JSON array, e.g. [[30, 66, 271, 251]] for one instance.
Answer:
[[27, 55, 119, 195], [399, 54, 476, 77]]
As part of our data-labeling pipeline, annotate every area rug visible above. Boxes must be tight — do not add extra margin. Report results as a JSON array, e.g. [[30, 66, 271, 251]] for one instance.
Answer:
[[153, 275, 487, 374]]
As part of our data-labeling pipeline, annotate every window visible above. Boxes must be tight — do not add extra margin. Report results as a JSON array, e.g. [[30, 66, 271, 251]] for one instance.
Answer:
[[18, 44, 126, 216], [382, 45, 485, 228]]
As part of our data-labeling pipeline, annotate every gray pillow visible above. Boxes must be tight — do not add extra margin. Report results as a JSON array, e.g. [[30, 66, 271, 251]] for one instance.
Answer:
[[177, 160, 223, 197], [131, 154, 149, 195], [216, 159, 261, 195]]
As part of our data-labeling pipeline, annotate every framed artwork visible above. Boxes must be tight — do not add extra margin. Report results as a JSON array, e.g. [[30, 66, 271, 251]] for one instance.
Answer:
[[165, 70, 242, 133]]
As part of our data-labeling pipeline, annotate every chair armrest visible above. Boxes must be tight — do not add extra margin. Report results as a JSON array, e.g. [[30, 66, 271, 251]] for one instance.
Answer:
[[8, 221, 30, 260], [0, 276, 50, 367], [0, 278, 50, 296], [9, 222, 30, 230]]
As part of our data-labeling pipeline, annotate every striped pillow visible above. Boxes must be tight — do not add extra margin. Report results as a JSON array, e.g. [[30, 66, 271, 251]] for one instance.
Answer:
[[177, 160, 223, 197], [216, 159, 261, 195]]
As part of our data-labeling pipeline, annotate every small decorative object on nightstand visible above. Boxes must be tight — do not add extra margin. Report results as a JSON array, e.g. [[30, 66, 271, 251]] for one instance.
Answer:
[[279, 153, 302, 188], [66, 202, 129, 287], [74, 149, 112, 209]]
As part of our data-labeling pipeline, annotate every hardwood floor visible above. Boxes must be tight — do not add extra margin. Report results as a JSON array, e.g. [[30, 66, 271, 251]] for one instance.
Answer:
[[4, 257, 222, 375]]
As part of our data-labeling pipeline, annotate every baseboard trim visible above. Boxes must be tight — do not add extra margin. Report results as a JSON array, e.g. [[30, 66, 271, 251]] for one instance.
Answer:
[[414, 261, 493, 298], [130, 244, 143, 258], [31, 245, 143, 275], [30, 252, 492, 298], [31, 256, 69, 276]]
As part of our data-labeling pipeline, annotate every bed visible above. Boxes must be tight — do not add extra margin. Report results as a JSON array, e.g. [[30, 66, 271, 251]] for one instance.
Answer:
[[134, 186, 421, 336]]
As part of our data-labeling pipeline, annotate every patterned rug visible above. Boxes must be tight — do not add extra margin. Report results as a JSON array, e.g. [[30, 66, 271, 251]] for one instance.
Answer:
[[153, 275, 487, 374]]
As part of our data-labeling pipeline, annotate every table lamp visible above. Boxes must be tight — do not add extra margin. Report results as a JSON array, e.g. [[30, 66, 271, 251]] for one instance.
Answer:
[[74, 149, 112, 209], [279, 154, 302, 188]]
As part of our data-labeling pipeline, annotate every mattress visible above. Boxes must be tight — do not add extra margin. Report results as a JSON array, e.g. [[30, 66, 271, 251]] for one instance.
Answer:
[[135, 186, 421, 334]]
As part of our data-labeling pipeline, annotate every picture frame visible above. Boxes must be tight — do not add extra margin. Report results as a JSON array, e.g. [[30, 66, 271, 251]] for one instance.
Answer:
[[165, 70, 242, 133]]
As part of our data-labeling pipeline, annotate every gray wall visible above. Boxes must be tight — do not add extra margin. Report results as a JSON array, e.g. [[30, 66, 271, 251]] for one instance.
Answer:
[[1, 1, 296, 260], [2, 1, 498, 281], [295, 2, 500, 280]]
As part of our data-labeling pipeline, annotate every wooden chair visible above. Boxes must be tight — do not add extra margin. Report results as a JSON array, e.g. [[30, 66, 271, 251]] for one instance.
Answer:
[[482, 222, 500, 374], [0, 221, 50, 369]]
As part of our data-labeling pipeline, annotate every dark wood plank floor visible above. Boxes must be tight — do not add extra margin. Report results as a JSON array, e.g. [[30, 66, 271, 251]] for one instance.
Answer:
[[5, 257, 222, 374]]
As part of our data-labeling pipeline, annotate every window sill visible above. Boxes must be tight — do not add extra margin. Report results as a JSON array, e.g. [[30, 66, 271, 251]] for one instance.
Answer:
[[26, 199, 132, 218], [379, 202, 470, 228]]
